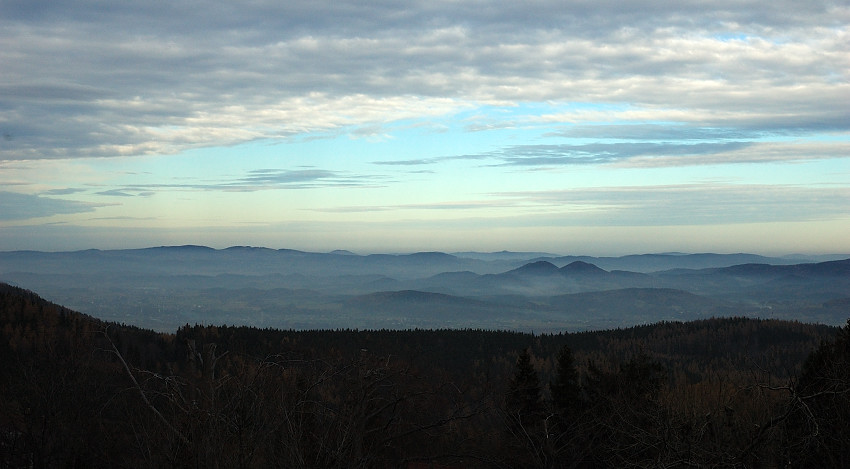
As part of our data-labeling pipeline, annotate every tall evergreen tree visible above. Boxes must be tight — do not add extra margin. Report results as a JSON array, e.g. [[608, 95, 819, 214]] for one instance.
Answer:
[[550, 345, 581, 416], [507, 347, 543, 419], [788, 318, 850, 467]]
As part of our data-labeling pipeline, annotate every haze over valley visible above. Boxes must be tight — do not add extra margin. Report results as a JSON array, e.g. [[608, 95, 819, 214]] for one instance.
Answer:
[[3, 246, 848, 332]]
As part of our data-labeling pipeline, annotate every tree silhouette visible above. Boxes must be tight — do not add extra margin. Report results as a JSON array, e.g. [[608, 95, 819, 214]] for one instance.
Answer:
[[506, 348, 542, 420], [786, 318, 850, 467], [550, 345, 581, 416]]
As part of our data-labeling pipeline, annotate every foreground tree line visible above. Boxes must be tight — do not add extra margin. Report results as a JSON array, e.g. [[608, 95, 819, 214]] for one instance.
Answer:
[[1, 282, 849, 468]]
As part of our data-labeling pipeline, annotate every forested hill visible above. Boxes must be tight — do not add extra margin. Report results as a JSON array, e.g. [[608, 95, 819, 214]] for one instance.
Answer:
[[2, 282, 849, 467], [0, 282, 834, 382]]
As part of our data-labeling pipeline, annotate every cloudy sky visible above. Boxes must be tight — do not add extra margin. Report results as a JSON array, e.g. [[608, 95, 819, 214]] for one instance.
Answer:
[[1, 0, 848, 255]]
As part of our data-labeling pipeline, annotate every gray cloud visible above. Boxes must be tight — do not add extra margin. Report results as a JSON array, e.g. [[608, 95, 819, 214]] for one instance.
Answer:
[[492, 142, 754, 166], [548, 124, 763, 141], [619, 141, 850, 167], [1, 1, 847, 160], [238, 169, 339, 185], [382, 141, 755, 167], [3, 1, 843, 37], [95, 189, 135, 197], [88, 168, 385, 195], [226, 168, 386, 190], [0, 191, 98, 220], [42, 187, 87, 196]]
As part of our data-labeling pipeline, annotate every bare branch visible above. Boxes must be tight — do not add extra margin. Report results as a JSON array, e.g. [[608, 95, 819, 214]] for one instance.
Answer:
[[102, 327, 191, 447]]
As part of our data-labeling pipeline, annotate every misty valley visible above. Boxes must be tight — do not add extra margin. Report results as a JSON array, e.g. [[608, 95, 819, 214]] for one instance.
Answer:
[[1, 246, 849, 332]]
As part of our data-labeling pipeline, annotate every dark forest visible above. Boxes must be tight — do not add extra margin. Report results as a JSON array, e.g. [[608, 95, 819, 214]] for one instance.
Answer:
[[1, 282, 849, 468]]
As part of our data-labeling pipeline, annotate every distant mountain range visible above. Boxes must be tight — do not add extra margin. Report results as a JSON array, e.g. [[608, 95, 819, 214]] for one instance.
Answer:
[[1, 246, 848, 332], [3, 246, 846, 277]]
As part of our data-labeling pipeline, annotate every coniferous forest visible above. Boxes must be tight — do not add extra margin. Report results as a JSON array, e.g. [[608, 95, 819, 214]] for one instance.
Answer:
[[2, 282, 849, 468]]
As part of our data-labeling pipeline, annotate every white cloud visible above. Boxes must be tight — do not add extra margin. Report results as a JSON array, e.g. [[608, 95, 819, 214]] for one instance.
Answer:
[[1, 1, 847, 160], [617, 141, 850, 167]]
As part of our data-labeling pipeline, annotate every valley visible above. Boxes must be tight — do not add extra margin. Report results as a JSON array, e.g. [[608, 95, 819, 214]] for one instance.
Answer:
[[2, 246, 848, 332]]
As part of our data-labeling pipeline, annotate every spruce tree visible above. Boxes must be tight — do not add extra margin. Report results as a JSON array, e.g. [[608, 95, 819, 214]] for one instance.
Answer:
[[550, 345, 581, 416], [507, 347, 542, 420]]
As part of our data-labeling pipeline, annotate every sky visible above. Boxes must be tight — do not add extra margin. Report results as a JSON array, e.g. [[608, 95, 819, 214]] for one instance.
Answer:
[[1, 0, 848, 255]]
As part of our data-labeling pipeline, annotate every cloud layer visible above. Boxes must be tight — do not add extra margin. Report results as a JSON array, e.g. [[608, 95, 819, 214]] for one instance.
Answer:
[[2, 1, 847, 160]]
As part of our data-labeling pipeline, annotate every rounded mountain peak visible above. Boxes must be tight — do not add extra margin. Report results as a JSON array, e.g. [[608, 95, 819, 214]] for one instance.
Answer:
[[510, 260, 560, 275], [560, 260, 607, 275]]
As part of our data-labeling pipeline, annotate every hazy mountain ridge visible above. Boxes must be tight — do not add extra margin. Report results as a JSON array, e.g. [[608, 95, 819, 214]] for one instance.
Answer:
[[1, 246, 848, 332], [3, 246, 843, 277]]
